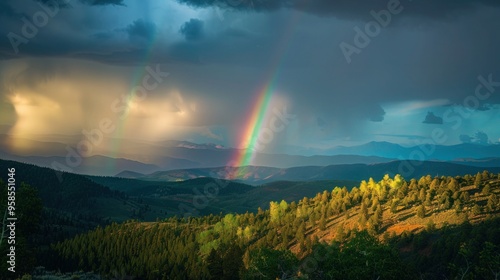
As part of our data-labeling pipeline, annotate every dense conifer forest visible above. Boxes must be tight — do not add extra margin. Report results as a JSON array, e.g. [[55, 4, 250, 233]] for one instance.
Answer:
[[2, 165, 498, 279]]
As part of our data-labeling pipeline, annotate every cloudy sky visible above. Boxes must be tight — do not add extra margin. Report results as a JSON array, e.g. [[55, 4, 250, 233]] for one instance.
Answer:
[[0, 0, 499, 157]]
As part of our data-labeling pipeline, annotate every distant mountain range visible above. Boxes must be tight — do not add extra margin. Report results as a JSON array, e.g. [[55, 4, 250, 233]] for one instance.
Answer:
[[122, 161, 500, 185], [0, 153, 163, 176], [322, 141, 500, 160], [2, 135, 500, 177], [451, 157, 500, 167]]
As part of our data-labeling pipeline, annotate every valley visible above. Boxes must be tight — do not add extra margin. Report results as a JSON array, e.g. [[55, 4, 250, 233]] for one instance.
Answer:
[[1, 159, 499, 279]]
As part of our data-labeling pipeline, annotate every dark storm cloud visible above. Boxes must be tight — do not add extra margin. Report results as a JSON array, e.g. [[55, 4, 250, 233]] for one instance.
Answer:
[[5, 59, 72, 88], [36, 0, 124, 6], [460, 131, 490, 144], [422, 112, 443, 124], [474, 131, 489, 144], [80, 0, 125, 5], [177, 0, 282, 12], [368, 104, 385, 122], [0, 0, 131, 59], [179, 19, 204, 41], [126, 19, 156, 41], [176, 0, 500, 19], [476, 104, 491, 111], [0, 2, 17, 17], [0, 0, 498, 145], [459, 134, 472, 143], [222, 27, 252, 38]]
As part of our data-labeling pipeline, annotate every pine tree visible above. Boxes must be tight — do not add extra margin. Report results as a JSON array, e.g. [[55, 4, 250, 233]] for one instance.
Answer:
[[417, 204, 426, 218], [375, 205, 383, 219], [360, 202, 369, 220], [486, 194, 498, 212], [390, 200, 398, 214], [459, 191, 470, 203], [419, 188, 426, 203], [222, 246, 243, 280], [207, 249, 223, 280], [482, 184, 491, 195], [269, 201, 280, 224], [426, 219, 436, 231], [443, 195, 452, 210], [371, 196, 380, 212], [472, 204, 481, 216], [296, 222, 305, 243], [475, 172, 482, 188], [305, 237, 313, 251], [447, 178, 460, 193], [453, 199, 462, 213], [336, 224, 346, 242], [319, 216, 327, 231], [425, 192, 433, 206]]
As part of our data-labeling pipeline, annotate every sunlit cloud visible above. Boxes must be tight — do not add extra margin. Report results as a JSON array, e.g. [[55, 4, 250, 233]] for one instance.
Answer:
[[0, 58, 222, 156], [385, 99, 451, 116]]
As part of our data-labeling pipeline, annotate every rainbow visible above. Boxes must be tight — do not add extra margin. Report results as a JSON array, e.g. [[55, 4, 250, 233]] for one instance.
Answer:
[[107, 59, 155, 160], [231, 85, 274, 171], [106, 12, 160, 171], [229, 12, 303, 178]]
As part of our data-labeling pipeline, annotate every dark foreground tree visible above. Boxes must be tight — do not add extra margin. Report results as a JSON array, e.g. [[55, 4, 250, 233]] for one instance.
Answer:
[[302, 230, 415, 280], [243, 247, 298, 279]]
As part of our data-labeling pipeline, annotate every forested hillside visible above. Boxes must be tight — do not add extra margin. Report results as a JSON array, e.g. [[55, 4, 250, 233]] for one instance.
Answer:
[[0, 159, 354, 246], [0, 160, 152, 242], [47, 172, 500, 279]]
